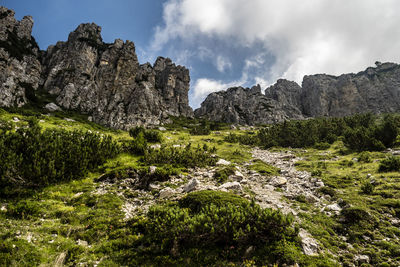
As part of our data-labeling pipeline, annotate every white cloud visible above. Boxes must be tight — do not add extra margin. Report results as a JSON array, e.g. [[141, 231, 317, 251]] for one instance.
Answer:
[[191, 78, 245, 108], [215, 55, 232, 72], [153, 0, 400, 105]]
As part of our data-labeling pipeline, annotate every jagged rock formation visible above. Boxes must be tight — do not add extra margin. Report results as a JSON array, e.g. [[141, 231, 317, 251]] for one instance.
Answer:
[[0, 7, 41, 107], [300, 62, 400, 117], [196, 62, 400, 124], [194, 85, 304, 125], [0, 7, 192, 129]]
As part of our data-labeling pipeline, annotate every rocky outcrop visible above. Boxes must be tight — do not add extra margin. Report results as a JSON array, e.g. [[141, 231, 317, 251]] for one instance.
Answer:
[[197, 62, 400, 124], [0, 7, 41, 107], [194, 85, 304, 125], [0, 7, 192, 129], [41, 23, 192, 129], [301, 62, 400, 117]]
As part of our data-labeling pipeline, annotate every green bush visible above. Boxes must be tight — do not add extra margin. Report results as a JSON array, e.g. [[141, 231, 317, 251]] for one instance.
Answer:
[[0, 119, 119, 193], [361, 181, 375, 194], [143, 144, 217, 168], [358, 151, 372, 163], [127, 191, 300, 265], [378, 156, 400, 172], [314, 142, 331, 150], [248, 159, 280, 176], [189, 121, 211, 135], [125, 131, 148, 155], [213, 165, 236, 183], [129, 126, 163, 143]]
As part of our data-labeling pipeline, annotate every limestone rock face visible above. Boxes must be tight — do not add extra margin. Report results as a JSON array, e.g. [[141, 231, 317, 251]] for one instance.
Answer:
[[0, 7, 41, 107], [42, 23, 193, 129], [196, 62, 400, 125], [195, 85, 304, 125], [301, 62, 400, 117], [0, 7, 192, 129]]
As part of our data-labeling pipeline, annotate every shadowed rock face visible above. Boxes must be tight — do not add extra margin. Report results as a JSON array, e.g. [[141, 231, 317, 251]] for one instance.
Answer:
[[196, 62, 400, 125], [41, 23, 193, 129], [300, 62, 400, 117], [194, 85, 304, 125], [0, 7, 193, 129], [0, 7, 41, 107]]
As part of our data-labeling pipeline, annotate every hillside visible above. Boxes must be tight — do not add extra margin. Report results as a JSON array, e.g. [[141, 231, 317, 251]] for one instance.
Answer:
[[1, 106, 400, 266]]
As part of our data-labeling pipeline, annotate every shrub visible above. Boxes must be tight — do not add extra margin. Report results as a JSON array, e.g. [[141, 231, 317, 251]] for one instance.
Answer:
[[378, 156, 400, 172], [248, 159, 280, 176], [128, 191, 300, 265], [0, 119, 119, 193], [314, 142, 331, 150], [213, 165, 236, 183], [129, 126, 163, 143], [189, 121, 211, 135], [361, 181, 374, 194], [143, 144, 217, 168], [358, 151, 372, 163], [125, 132, 148, 155]]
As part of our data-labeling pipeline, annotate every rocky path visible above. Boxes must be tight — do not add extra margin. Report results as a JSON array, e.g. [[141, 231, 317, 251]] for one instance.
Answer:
[[95, 147, 344, 257]]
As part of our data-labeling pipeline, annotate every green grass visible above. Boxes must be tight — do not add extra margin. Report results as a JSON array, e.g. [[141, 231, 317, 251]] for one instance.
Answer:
[[248, 159, 280, 176]]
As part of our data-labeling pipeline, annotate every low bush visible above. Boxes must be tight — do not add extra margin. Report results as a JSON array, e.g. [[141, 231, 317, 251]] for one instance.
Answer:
[[0, 119, 119, 193], [127, 191, 301, 265], [213, 165, 236, 183], [129, 126, 163, 143], [143, 144, 217, 168], [189, 121, 211, 135], [378, 156, 400, 172], [248, 159, 280, 176], [361, 181, 375, 194], [358, 151, 372, 163]]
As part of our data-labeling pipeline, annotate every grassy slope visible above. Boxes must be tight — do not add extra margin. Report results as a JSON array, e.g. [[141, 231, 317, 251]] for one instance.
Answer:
[[1, 108, 400, 266]]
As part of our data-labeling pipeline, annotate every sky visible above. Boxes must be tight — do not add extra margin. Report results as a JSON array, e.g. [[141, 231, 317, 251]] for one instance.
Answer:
[[4, 0, 400, 108]]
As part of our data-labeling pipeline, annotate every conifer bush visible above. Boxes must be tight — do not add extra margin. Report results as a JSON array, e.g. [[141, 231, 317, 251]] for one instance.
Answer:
[[0, 119, 119, 193], [127, 191, 301, 265]]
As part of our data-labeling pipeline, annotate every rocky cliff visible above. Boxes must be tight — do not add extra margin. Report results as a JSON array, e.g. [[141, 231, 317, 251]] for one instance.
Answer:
[[196, 62, 400, 124], [194, 85, 304, 125], [0, 7, 41, 107], [300, 62, 400, 117], [0, 7, 193, 129]]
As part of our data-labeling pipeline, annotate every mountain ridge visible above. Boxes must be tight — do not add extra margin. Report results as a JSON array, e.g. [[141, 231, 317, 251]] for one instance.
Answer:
[[195, 61, 400, 124]]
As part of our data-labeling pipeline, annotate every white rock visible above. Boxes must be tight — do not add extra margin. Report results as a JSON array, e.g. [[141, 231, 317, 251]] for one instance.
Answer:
[[354, 254, 370, 264], [219, 181, 243, 192], [149, 166, 157, 174], [158, 127, 167, 131], [299, 229, 319, 256], [88, 116, 93, 122], [44, 102, 61, 112], [0, 205, 6, 212], [326, 203, 342, 212], [216, 159, 231, 165], [159, 187, 175, 199], [12, 117, 20, 122], [150, 144, 161, 149], [183, 178, 199, 193], [315, 181, 324, 187], [270, 176, 287, 186], [77, 239, 88, 247], [64, 118, 75, 122], [230, 170, 244, 181]]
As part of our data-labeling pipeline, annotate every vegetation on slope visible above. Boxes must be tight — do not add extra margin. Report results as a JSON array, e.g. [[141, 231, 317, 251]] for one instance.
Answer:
[[1, 108, 400, 266]]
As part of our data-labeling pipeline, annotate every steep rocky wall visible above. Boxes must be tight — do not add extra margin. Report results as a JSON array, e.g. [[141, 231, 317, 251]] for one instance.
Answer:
[[196, 62, 400, 125], [0, 7, 193, 129], [194, 85, 304, 125], [0, 7, 41, 107], [301, 62, 400, 117], [41, 23, 193, 129]]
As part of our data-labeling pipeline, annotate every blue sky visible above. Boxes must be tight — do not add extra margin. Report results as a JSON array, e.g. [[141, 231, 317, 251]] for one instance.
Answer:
[[4, 0, 400, 108]]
